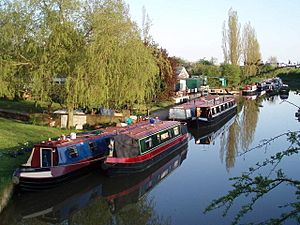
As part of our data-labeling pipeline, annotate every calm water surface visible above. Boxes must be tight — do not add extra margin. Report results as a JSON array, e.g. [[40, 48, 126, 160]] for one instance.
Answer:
[[1, 92, 300, 225]]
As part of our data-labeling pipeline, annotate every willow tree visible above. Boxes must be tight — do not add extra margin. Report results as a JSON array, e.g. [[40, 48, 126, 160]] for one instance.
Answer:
[[25, 0, 86, 126], [0, 0, 34, 99], [242, 22, 261, 78], [82, 0, 158, 111], [222, 8, 242, 65], [141, 7, 175, 101]]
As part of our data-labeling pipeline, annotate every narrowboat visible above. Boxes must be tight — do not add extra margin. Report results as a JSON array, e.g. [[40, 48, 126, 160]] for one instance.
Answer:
[[105, 143, 188, 212], [169, 95, 219, 122], [12, 130, 115, 190], [242, 84, 257, 95], [266, 77, 284, 94], [196, 95, 237, 125], [102, 120, 188, 176], [169, 95, 237, 125], [255, 81, 267, 92], [6, 144, 188, 223]]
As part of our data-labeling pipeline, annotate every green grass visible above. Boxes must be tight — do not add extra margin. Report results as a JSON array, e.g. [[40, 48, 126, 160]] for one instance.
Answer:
[[0, 99, 61, 113], [278, 70, 300, 90], [0, 117, 65, 150], [0, 118, 72, 199], [150, 100, 174, 112]]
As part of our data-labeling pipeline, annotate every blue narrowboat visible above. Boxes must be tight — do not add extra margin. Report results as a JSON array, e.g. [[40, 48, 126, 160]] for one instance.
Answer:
[[12, 130, 115, 190]]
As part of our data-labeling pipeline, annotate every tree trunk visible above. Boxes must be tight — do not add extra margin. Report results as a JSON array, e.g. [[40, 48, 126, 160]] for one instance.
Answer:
[[67, 107, 74, 129]]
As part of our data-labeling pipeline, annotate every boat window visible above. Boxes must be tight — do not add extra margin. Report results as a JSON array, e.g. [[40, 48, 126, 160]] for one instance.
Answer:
[[173, 126, 180, 136], [68, 146, 79, 158], [145, 138, 153, 149], [41, 148, 53, 168], [160, 131, 170, 141], [157, 134, 161, 142], [89, 142, 97, 152], [140, 137, 154, 153]]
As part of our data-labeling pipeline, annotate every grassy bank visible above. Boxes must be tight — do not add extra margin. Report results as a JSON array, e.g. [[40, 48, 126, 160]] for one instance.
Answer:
[[278, 70, 300, 90], [0, 117, 69, 212], [0, 99, 62, 114]]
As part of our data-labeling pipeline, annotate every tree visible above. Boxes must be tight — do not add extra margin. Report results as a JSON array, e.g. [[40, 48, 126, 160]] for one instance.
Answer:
[[268, 56, 278, 65], [0, 0, 35, 99], [222, 8, 242, 65], [242, 22, 261, 78], [0, 0, 166, 127], [82, 0, 158, 111], [27, 0, 85, 127], [141, 7, 176, 101], [221, 64, 241, 87]]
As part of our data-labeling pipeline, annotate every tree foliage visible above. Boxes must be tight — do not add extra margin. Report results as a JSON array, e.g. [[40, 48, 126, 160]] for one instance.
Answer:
[[0, 0, 170, 126], [222, 8, 242, 66], [242, 22, 261, 78], [205, 131, 300, 225], [221, 64, 241, 87]]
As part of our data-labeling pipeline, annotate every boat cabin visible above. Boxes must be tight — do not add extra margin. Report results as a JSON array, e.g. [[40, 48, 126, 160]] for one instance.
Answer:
[[24, 131, 113, 169], [109, 121, 185, 158]]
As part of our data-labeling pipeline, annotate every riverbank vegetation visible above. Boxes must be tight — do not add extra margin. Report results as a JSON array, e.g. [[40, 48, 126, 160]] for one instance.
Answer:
[[0, 0, 178, 128], [0, 118, 67, 206], [205, 131, 300, 224]]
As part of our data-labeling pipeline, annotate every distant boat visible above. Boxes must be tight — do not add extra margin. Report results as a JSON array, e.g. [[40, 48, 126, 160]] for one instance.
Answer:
[[266, 77, 284, 94], [12, 130, 115, 190], [169, 95, 237, 125], [102, 120, 188, 176], [242, 84, 257, 96]]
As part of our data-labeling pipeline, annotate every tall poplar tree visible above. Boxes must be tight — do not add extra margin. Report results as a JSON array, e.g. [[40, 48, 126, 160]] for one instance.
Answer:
[[242, 22, 261, 77], [222, 8, 242, 65]]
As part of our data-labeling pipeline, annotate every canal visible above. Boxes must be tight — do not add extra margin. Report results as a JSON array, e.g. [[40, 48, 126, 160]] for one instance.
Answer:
[[1, 91, 299, 225]]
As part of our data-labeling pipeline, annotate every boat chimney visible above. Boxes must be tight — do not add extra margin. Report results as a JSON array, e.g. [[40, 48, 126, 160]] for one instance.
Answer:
[[70, 132, 77, 140]]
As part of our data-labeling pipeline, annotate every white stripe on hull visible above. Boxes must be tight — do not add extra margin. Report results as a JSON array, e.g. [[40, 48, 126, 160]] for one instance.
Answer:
[[20, 171, 53, 178]]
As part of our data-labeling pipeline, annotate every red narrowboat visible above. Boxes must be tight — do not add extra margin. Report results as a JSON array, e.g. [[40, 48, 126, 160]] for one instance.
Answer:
[[102, 120, 188, 176]]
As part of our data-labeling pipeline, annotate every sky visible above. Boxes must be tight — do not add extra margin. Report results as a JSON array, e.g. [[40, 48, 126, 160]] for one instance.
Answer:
[[124, 0, 300, 64]]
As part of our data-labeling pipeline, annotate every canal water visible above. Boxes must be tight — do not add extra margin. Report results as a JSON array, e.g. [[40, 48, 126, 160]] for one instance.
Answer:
[[1, 91, 299, 225]]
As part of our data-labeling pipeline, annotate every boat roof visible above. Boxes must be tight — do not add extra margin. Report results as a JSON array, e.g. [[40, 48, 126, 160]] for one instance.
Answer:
[[171, 95, 235, 109], [114, 120, 181, 140], [34, 129, 116, 148], [34, 120, 180, 148]]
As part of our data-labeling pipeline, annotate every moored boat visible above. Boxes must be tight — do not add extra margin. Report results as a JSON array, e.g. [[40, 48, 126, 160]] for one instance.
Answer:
[[266, 77, 284, 94], [242, 84, 257, 95], [196, 95, 237, 125], [5, 144, 188, 224], [12, 130, 116, 190], [102, 120, 188, 176], [169, 95, 237, 126]]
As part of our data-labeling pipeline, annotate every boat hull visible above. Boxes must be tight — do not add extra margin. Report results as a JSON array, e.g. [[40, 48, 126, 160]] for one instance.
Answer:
[[13, 157, 105, 191], [102, 133, 189, 176], [242, 90, 257, 96]]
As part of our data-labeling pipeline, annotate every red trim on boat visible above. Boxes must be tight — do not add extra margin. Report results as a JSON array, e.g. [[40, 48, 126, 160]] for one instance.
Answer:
[[105, 133, 188, 164]]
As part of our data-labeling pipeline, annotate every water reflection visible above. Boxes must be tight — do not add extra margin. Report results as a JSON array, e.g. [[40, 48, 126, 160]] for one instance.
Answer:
[[189, 94, 270, 170], [1, 144, 188, 225]]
